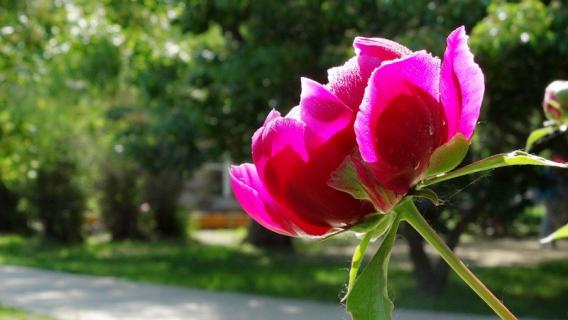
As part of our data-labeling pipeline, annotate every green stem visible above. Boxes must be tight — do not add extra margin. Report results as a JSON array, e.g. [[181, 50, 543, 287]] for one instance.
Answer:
[[400, 199, 518, 320], [347, 231, 372, 293]]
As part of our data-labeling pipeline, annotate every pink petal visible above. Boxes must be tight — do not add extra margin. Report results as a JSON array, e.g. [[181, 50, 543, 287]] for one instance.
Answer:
[[326, 38, 412, 110], [355, 52, 446, 193], [356, 51, 442, 163], [286, 106, 301, 120], [353, 37, 412, 60], [440, 26, 485, 140], [230, 164, 331, 237], [253, 116, 311, 169], [250, 110, 373, 229], [230, 164, 297, 236], [263, 109, 282, 126], [299, 77, 354, 140], [326, 56, 382, 110]]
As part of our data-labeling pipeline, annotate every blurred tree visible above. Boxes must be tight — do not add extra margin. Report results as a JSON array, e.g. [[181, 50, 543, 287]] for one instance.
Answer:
[[35, 155, 86, 244], [100, 155, 145, 241], [0, 0, 203, 240]]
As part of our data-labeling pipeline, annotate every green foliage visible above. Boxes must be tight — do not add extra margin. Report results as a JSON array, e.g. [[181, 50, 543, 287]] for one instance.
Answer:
[[0, 1, 203, 239], [0, 305, 52, 320]]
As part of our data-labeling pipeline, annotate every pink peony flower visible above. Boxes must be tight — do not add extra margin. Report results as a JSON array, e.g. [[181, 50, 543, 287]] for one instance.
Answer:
[[230, 26, 484, 237]]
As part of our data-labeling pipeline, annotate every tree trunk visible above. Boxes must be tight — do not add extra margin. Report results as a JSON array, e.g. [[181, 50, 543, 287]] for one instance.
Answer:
[[402, 223, 450, 294], [100, 161, 144, 241], [0, 182, 28, 233], [145, 171, 186, 240], [246, 221, 292, 249], [402, 198, 477, 295]]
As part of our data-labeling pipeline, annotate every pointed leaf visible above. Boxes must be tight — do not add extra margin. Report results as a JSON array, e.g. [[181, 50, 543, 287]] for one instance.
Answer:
[[419, 151, 568, 188], [540, 223, 568, 244], [424, 133, 469, 177], [346, 210, 402, 320], [525, 127, 556, 152]]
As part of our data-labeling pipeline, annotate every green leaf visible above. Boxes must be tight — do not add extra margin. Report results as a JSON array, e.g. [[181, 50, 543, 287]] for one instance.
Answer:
[[346, 210, 402, 320], [540, 223, 568, 244], [525, 127, 556, 152], [424, 134, 469, 177], [419, 151, 568, 188]]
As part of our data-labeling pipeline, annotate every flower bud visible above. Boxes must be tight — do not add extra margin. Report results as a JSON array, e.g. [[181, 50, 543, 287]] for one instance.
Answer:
[[543, 80, 568, 123]]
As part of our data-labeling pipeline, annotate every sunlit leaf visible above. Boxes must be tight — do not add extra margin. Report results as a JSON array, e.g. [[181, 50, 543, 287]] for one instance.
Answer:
[[346, 210, 401, 320], [419, 151, 568, 188], [525, 126, 556, 152], [540, 223, 568, 244]]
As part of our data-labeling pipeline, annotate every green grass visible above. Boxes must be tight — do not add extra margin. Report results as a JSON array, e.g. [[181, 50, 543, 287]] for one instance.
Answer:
[[0, 235, 566, 319], [0, 305, 51, 320]]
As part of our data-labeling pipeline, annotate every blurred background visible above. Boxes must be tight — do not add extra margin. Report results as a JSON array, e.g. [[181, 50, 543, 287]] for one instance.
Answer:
[[1, 0, 568, 319]]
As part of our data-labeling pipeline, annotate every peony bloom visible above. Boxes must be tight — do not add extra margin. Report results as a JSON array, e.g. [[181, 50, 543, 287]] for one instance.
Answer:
[[230, 26, 484, 237], [543, 80, 568, 124]]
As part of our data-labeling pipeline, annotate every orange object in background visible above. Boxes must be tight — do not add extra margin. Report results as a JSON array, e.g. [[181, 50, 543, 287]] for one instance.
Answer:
[[196, 212, 250, 229]]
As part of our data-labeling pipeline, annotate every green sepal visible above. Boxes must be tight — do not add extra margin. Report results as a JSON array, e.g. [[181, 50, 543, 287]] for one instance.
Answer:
[[424, 133, 469, 177], [328, 155, 369, 201]]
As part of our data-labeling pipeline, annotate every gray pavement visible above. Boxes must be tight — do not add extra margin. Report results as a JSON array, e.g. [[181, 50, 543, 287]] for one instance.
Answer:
[[0, 265, 502, 320]]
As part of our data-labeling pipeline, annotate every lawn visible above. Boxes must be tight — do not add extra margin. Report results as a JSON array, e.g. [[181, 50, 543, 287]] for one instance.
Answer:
[[0, 235, 566, 319], [0, 305, 50, 320]]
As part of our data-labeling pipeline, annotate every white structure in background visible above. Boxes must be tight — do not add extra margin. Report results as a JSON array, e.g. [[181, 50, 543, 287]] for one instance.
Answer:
[[178, 153, 239, 212]]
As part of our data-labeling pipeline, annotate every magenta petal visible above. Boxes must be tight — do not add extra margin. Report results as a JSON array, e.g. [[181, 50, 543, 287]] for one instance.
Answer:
[[255, 117, 310, 165], [263, 109, 282, 126], [355, 51, 442, 164], [326, 56, 383, 110], [299, 78, 354, 140], [230, 164, 296, 236], [252, 111, 312, 174], [286, 106, 301, 120], [440, 26, 485, 140], [353, 37, 412, 60]]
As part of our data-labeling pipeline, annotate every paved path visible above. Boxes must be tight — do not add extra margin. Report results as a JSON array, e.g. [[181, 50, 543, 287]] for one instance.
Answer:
[[0, 265, 501, 320]]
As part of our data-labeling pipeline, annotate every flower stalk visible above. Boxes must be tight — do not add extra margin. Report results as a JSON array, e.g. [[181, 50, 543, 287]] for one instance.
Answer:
[[399, 199, 518, 320]]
